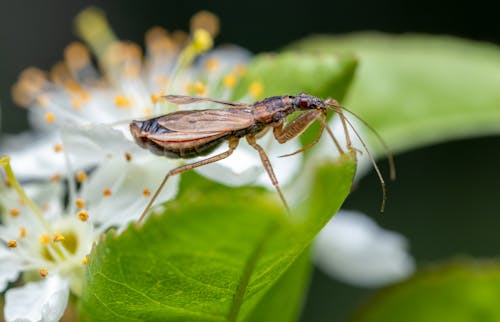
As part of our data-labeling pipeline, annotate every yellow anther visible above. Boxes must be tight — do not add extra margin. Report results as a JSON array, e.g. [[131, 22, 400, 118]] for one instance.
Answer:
[[12, 67, 48, 107], [102, 188, 112, 197], [151, 93, 162, 104], [143, 189, 151, 197], [39, 268, 48, 277], [235, 64, 247, 77], [192, 81, 207, 96], [124, 152, 132, 161], [4, 178, 12, 187], [249, 81, 264, 99], [172, 30, 189, 47], [114, 95, 131, 108], [39, 234, 51, 245], [192, 29, 213, 54], [71, 97, 83, 110], [76, 171, 88, 183], [223, 74, 237, 89], [50, 173, 61, 182], [82, 256, 89, 265], [53, 144, 63, 153], [19, 227, 27, 238], [75, 198, 85, 209], [45, 112, 56, 123], [9, 208, 20, 217], [78, 210, 89, 222], [64, 42, 91, 71], [7, 240, 17, 248], [36, 94, 50, 107], [53, 232, 65, 242], [190, 11, 220, 37], [143, 106, 153, 117], [204, 58, 219, 72]]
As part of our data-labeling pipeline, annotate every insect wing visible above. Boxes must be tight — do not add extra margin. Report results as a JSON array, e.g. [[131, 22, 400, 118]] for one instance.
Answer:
[[148, 130, 227, 143], [163, 95, 250, 107], [158, 109, 255, 132]]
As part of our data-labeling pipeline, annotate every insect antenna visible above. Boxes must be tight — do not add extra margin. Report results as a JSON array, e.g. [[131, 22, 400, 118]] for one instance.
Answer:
[[325, 101, 393, 212], [336, 106, 396, 181]]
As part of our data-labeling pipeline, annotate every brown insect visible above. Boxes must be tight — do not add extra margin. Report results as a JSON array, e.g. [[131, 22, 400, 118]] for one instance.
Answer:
[[130, 93, 395, 223]]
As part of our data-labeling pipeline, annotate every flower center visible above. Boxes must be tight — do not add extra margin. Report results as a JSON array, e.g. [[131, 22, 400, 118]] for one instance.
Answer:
[[41, 230, 79, 262]]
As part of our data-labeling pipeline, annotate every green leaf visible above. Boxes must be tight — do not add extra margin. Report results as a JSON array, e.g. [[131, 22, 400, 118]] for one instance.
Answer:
[[245, 249, 312, 322], [351, 260, 500, 322], [291, 33, 500, 154], [79, 155, 356, 321], [235, 51, 358, 100]]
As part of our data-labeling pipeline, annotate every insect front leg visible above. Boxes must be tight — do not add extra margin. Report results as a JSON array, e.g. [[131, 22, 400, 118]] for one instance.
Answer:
[[137, 137, 240, 225], [273, 110, 344, 156], [246, 135, 289, 212]]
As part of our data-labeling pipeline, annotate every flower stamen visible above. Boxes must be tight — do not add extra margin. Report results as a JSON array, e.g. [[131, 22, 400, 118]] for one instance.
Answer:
[[82, 256, 89, 265], [7, 240, 17, 248], [53, 144, 63, 153], [76, 171, 88, 183], [45, 112, 56, 123], [19, 227, 27, 238], [53, 232, 65, 243], [0, 156, 51, 231], [249, 81, 264, 99], [9, 208, 21, 218], [75, 198, 86, 209], [39, 234, 51, 245], [39, 268, 48, 277], [77, 210, 89, 222]]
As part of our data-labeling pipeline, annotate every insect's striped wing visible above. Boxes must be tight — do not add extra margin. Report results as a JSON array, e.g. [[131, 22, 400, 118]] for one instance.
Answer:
[[163, 95, 250, 107], [157, 109, 254, 132]]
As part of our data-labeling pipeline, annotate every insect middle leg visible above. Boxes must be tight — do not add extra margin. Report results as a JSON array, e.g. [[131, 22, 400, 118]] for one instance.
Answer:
[[137, 137, 240, 224], [246, 135, 289, 212]]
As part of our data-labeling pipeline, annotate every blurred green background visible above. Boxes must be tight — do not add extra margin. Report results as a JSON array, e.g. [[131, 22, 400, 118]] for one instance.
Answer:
[[1, 1, 499, 321]]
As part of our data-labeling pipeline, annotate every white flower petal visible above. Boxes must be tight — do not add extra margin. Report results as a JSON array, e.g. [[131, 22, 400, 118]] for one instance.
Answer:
[[82, 155, 179, 230], [0, 132, 66, 180], [194, 131, 302, 188], [199, 45, 252, 71], [0, 247, 22, 292], [4, 275, 69, 322], [25, 182, 65, 221], [314, 210, 415, 288], [60, 123, 142, 168]]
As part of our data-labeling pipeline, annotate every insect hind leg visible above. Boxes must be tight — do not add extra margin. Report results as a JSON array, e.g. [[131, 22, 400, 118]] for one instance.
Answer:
[[137, 137, 240, 225], [246, 135, 290, 212]]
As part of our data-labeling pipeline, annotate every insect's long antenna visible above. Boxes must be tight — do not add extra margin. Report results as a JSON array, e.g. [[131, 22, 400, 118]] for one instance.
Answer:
[[324, 99, 389, 212], [336, 106, 396, 181], [342, 114, 388, 212]]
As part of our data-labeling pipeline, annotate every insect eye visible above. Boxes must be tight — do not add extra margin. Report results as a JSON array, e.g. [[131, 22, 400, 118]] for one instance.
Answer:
[[299, 98, 309, 108]]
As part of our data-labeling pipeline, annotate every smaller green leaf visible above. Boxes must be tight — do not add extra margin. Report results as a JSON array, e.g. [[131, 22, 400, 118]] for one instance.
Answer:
[[291, 33, 500, 155], [351, 260, 500, 322], [235, 52, 357, 100]]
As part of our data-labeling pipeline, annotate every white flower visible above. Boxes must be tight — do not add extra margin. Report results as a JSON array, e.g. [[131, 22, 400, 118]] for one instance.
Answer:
[[314, 210, 415, 288], [6, 7, 301, 199], [0, 153, 176, 321]]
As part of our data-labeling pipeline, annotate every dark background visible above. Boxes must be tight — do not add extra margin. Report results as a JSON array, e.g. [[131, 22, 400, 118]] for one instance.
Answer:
[[1, 1, 499, 321]]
